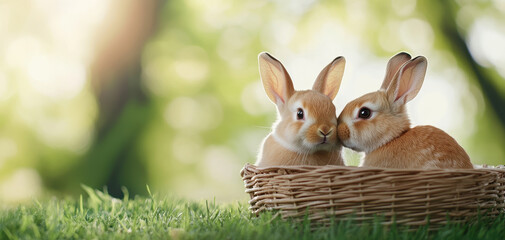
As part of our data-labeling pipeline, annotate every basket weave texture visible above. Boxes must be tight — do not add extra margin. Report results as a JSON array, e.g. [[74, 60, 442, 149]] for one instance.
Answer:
[[241, 164, 505, 226]]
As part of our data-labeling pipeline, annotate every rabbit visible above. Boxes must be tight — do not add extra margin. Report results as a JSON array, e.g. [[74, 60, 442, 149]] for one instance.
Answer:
[[255, 52, 346, 167], [336, 52, 473, 169]]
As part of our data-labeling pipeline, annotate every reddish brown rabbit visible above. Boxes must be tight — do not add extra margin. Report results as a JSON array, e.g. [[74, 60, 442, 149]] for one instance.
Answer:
[[337, 52, 473, 169], [255, 52, 346, 167]]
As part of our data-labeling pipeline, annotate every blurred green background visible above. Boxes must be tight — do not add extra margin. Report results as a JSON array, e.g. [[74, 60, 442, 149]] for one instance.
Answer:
[[0, 0, 504, 204]]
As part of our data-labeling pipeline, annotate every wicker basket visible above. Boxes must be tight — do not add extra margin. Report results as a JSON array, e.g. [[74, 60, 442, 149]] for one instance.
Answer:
[[241, 164, 505, 227]]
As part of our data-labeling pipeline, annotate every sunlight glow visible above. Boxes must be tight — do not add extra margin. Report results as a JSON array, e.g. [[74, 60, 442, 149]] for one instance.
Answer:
[[493, 0, 505, 13], [27, 54, 87, 99], [0, 138, 17, 169], [172, 133, 203, 164], [410, 71, 471, 137], [165, 96, 223, 131], [468, 18, 505, 78], [240, 81, 272, 116], [0, 169, 41, 203], [217, 27, 251, 68], [1, 0, 500, 204], [391, 0, 417, 16], [0, 71, 13, 102], [188, 0, 232, 30], [0, 0, 109, 163], [173, 46, 209, 84], [202, 146, 240, 183], [399, 18, 434, 53], [4, 36, 42, 70], [379, 20, 404, 52]]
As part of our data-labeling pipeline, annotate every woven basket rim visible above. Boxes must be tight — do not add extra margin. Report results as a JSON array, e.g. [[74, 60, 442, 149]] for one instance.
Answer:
[[241, 163, 505, 176]]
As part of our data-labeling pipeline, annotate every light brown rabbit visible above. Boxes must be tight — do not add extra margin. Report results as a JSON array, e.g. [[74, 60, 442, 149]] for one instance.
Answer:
[[255, 52, 345, 167], [337, 52, 473, 169]]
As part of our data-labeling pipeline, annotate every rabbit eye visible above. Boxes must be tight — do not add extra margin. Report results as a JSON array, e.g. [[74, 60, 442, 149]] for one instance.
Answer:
[[358, 107, 371, 119], [296, 108, 304, 120]]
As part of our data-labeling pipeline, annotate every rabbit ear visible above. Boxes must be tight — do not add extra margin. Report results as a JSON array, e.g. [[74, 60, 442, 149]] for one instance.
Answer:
[[380, 52, 412, 90], [313, 56, 345, 100], [258, 52, 295, 105], [386, 56, 427, 106]]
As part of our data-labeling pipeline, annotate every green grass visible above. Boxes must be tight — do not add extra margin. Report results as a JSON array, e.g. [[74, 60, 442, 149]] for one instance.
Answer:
[[1, 186, 504, 240]]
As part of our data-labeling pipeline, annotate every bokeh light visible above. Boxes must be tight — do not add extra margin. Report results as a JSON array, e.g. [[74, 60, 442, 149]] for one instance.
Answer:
[[0, 0, 504, 205]]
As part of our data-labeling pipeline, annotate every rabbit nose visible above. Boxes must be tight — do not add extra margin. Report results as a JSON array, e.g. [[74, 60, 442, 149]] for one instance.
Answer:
[[318, 127, 333, 137]]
